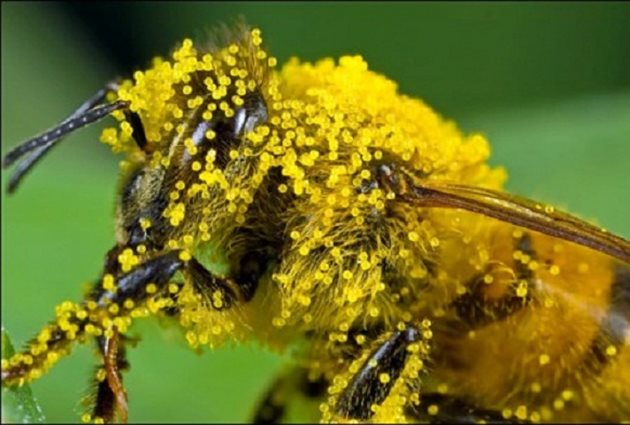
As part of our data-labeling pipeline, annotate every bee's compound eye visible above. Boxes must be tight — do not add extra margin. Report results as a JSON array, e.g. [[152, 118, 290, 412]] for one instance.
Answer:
[[233, 92, 268, 138], [191, 120, 214, 146], [190, 91, 267, 147], [357, 163, 398, 194], [375, 163, 400, 193]]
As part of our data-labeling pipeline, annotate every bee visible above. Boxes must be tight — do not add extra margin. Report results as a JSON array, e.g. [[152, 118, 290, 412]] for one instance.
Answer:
[[2, 24, 629, 424]]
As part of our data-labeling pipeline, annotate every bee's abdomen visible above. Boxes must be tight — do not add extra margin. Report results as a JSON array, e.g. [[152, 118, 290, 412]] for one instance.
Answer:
[[429, 227, 628, 422]]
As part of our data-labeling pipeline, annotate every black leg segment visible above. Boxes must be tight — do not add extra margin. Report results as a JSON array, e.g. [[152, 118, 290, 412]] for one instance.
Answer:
[[405, 393, 531, 424], [335, 326, 420, 420]]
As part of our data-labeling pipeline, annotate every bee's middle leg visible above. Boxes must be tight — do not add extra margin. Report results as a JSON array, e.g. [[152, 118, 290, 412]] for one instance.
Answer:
[[334, 325, 421, 421]]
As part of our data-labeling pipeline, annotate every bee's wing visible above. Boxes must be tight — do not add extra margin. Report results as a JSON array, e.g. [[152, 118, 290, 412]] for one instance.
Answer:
[[398, 180, 630, 263]]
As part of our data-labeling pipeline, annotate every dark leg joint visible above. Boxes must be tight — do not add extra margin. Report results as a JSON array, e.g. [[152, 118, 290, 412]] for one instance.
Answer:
[[188, 258, 239, 310]]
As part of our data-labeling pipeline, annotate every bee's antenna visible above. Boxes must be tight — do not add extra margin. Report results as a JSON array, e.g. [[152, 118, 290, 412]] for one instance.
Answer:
[[3, 82, 127, 193]]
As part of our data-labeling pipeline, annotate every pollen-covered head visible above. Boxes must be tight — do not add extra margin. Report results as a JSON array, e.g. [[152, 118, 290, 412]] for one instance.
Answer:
[[102, 28, 281, 249], [101, 27, 276, 160]]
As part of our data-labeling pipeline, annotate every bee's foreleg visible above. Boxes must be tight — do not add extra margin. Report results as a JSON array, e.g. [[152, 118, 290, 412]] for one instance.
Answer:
[[87, 332, 130, 424], [83, 251, 186, 423], [95, 250, 183, 306], [186, 249, 273, 311], [334, 325, 420, 421], [1, 250, 184, 419], [186, 257, 240, 310]]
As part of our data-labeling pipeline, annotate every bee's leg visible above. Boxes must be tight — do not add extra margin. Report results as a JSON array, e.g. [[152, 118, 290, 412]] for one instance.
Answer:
[[186, 249, 275, 310], [90, 331, 130, 423], [448, 233, 535, 331], [404, 393, 530, 424], [334, 325, 420, 420], [251, 367, 328, 424], [1, 251, 184, 401], [186, 257, 240, 310], [95, 250, 184, 306]]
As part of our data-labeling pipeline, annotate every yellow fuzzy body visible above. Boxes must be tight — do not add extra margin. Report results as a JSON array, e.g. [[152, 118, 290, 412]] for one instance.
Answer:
[[3, 27, 628, 423]]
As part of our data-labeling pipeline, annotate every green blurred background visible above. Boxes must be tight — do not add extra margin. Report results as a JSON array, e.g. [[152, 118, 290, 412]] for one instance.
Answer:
[[2, 2, 629, 423]]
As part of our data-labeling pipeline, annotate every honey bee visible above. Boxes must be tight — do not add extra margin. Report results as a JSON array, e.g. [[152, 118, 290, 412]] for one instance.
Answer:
[[2, 24, 629, 424]]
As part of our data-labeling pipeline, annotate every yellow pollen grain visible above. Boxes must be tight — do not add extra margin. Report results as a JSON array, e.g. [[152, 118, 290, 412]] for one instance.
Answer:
[[378, 373, 390, 384], [118, 248, 140, 272], [427, 405, 439, 416], [516, 406, 528, 421], [108, 304, 120, 315], [102, 274, 116, 292], [96, 368, 107, 382], [146, 283, 158, 294], [516, 282, 528, 298], [605, 345, 618, 356], [539, 354, 550, 365]]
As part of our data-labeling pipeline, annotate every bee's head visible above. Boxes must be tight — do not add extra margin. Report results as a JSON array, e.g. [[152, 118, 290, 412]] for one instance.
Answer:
[[109, 28, 274, 248]]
